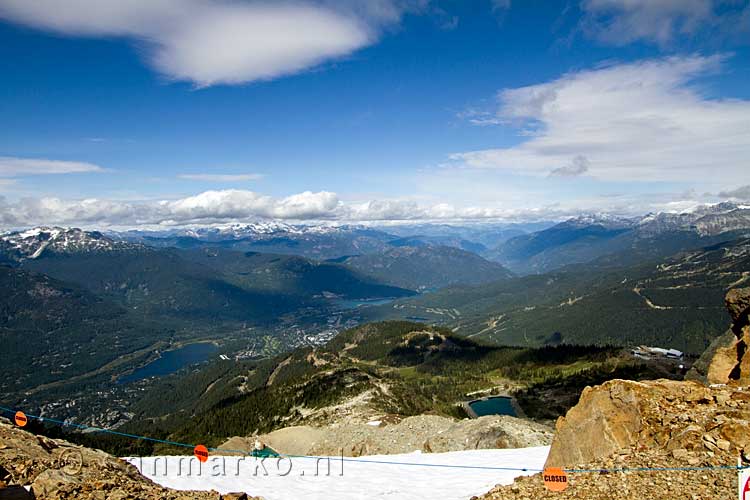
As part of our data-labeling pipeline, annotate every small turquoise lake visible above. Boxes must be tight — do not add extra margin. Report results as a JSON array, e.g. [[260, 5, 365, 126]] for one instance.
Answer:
[[467, 396, 517, 417], [118, 342, 218, 384]]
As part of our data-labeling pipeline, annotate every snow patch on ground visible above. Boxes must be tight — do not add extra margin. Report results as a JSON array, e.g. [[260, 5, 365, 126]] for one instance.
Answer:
[[127, 447, 549, 500]]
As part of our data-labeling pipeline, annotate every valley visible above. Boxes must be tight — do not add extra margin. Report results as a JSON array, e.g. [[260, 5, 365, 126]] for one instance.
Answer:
[[1, 203, 749, 451]]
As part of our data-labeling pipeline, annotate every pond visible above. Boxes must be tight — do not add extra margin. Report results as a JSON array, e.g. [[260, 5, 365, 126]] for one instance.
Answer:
[[467, 396, 517, 417], [118, 342, 218, 384]]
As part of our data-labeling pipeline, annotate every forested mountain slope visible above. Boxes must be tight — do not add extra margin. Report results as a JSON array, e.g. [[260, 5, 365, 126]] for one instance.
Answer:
[[362, 238, 750, 354]]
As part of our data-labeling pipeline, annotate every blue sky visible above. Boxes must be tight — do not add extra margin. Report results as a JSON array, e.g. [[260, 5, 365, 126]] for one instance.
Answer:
[[0, 0, 749, 228]]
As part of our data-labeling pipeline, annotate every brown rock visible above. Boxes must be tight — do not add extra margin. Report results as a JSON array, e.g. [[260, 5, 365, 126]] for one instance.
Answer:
[[688, 287, 750, 385], [0, 421, 232, 500], [715, 439, 731, 451], [478, 379, 748, 500], [671, 448, 689, 460], [544, 380, 644, 468], [719, 421, 750, 448], [31, 469, 80, 498], [725, 287, 750, 323], [543, 379, 740, 469], [705, 338, 739, 383]]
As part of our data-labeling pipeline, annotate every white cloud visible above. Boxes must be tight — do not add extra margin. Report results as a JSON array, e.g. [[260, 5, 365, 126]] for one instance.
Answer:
[[580, 0, 713, 45], [0, 156, 104, 177], [0, 186, 733, 229], [338, 199, 560, 222], [0, 0, 420, 87], [178, 173, 264, 182], [579, 0, 750, 46], [453, 55, 750, 184], [0, 188, 561, 228], [0, 189, 342, 228]]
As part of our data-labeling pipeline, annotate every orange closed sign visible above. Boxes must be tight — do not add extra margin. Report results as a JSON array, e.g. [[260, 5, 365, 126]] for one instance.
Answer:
[[543, 467, 569, 492], [14, 411, 28, 427], [194, 444, 209, 463]]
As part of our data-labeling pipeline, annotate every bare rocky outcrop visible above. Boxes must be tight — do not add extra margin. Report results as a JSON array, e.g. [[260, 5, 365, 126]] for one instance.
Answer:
[[478, 379, 750, 500], [0, 419, 260, 500], [221, 414, 553, 457], [688, 287, 750, 385], [544, 379, 749, 468]]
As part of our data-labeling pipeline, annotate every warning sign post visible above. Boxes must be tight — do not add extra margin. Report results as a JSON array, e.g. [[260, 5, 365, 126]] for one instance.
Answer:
[[740, 464, 750, 500], [14, 411, 27, 427], [194, 444, 209, 463], [543, 467, 569, 492]]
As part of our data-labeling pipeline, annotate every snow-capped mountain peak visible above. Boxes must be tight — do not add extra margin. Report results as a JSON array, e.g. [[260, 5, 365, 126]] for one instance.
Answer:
[[635, 202, 750, 236], [0, 226, 140, 260], [562, 213, 635, 229]]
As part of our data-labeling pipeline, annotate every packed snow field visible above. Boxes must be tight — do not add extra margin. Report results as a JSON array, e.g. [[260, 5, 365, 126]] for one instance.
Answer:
[[127, 447, 550, 500]]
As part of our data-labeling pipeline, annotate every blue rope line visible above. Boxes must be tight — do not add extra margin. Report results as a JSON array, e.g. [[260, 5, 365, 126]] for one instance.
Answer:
[[2, 405, 747, 474]]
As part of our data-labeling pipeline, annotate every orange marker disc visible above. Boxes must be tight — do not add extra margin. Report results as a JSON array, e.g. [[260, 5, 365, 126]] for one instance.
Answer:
[[543, 467, 569, 492], [194, 444, 209, 463], [14, 411, 28, 427]]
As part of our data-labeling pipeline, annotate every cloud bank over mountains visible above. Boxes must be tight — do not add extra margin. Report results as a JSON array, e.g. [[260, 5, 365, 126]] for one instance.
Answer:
[[0, 190, 520, 228], [0, 186, 741, 229], [0, 0, 423, 86]]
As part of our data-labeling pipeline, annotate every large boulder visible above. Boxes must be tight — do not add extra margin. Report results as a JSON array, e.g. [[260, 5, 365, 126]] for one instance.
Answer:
[[544, 379, 749, 468], [726, 287, 750, 323], [687, 287, 750, 385]]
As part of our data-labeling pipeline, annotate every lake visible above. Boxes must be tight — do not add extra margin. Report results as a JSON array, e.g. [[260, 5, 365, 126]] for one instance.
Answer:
[[333, 297, 397, 309], [118, 342, 218, 384], [467, 396, 517, 417]]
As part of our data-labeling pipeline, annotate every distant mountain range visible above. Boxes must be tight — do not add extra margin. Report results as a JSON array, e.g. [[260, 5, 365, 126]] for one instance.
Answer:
[[363, 236, 750, 354], [485, 203, 750, 274], [114, 223, 398, 261], [377, 222, 551, 249], [0, 227, 417, 321], [0, 226, 143, 261], [337, 245, 513, 291], [179, 247, 413, 299]]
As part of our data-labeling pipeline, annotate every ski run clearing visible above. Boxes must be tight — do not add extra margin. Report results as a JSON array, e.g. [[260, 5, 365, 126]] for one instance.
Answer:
[[127, 446, 550, 500]]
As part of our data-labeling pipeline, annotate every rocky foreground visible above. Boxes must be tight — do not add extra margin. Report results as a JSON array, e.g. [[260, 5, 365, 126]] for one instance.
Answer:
[[0, 417, 258, 500], [479, 379, 749, 500]]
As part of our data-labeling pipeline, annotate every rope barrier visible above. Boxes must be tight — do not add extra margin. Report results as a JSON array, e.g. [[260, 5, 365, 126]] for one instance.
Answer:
[[1, 404, 747, 475]]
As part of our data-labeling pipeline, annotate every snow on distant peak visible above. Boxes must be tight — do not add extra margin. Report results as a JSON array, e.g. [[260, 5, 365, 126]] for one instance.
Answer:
[[563, 213, 634, 229], [0, 226, 139, 260], [111, 221, 371, 241]]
